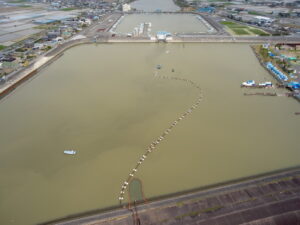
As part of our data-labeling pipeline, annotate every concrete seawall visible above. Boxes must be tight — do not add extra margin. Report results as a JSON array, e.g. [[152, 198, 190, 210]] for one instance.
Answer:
[[0, 38, 92, 100], [39, 167, 300, 225]]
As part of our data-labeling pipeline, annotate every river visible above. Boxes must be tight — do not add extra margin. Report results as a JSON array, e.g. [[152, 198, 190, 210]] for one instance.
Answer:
[[0, 43, 299, 225]]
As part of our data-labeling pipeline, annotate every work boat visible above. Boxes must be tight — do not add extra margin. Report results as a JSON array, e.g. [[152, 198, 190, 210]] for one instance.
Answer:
[[64, 150, 76, 155], [242, 80, 255, 87], [258, 81, 272, 87]]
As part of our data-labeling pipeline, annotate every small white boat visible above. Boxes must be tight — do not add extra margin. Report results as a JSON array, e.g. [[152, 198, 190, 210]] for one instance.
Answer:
[[64, 150, 76, 155], [242, 80, 256, 87], [258, 81, 272, 87]]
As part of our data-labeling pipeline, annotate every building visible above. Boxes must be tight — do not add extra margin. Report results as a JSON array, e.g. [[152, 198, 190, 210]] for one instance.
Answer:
[[122, 4, 131, 12], [197, 7, 215, 13], [254, 16, 274, 25], [156, 31, 172, 42]]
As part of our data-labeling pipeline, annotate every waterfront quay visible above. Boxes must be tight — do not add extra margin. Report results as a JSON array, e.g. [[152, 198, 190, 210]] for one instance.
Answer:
[[41, 168, 300, 225]]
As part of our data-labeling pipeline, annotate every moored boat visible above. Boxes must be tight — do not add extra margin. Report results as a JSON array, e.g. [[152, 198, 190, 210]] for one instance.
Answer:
[[241, 80, 255, 87], [258, 82, 272, 87], [64, 150, 76, 155]]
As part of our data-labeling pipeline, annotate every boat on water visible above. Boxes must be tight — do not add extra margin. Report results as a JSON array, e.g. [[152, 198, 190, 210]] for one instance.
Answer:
[[241, 80, 256, 87], [64, 150, 76, 155], [241, 80, 273, 88], [258, 81, 272, 87]]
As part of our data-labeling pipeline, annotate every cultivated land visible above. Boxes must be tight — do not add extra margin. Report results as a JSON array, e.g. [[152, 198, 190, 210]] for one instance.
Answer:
[[220, 21, 270, 36]]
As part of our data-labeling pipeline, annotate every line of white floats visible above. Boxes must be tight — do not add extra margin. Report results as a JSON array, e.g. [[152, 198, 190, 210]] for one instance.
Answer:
[[118, 70, 203, 204]]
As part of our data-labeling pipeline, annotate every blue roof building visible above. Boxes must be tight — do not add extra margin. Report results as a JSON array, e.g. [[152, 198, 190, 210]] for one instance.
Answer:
[[197, 7, 215, 13], [287, 82, 300, 89]]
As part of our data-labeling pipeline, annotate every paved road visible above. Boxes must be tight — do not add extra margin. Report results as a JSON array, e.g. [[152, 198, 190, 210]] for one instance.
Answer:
[[174, 35, 300, 43]]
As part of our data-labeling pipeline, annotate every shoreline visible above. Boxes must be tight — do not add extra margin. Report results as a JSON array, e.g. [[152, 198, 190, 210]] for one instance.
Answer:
[[250, 45, 300, 103], [0, 38, 92, 100], [1, 38, 299, 100], [39, 166, 300, 225]]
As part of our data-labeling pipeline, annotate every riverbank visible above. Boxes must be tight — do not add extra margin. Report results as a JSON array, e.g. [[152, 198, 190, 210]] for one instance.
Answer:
[[1, 36, 300, 100], [40, 167, 300, 225], [251, 44, 300, 103], [0, 38, 91, 100]]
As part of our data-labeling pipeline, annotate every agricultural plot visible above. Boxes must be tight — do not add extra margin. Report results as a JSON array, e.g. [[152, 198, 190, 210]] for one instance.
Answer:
[[220, 21, 270, 36]]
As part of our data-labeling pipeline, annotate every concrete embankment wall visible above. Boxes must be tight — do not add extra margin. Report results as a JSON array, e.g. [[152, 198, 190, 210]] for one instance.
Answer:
[[39, 167, 300, 225], [0, 39, 93, 100]]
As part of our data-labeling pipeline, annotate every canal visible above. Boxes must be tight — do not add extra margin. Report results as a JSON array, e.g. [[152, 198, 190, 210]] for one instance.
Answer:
[[0, 43, 299, 225]]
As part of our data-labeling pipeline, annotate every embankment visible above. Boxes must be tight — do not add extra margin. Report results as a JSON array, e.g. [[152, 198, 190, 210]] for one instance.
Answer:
[[39, 167, 300, 225], [251, 45, 300, 103], [0, 38, 93, 100]]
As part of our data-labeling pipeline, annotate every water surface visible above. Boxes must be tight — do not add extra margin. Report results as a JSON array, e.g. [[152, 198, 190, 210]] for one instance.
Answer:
[[131, 0, 180, 12], [0, 43, 299, 225], [115, 14, 209, 34]]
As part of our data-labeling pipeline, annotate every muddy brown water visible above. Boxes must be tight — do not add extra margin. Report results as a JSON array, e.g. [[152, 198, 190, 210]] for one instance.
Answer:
[[114, 14, 210, 35], [0, 43, 299, 225]]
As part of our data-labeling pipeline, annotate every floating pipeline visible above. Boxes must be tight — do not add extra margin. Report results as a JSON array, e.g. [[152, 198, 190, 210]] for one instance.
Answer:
[[266, 62, 288, 82], [118, 69, 203, 205]]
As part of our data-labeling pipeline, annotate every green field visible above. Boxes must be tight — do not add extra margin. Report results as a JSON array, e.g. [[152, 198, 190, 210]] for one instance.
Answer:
[[0, 45, 6, 51], [232, 28, 250, 35], [60, 7, 76, 11], [221, 21, 270, 36], [220, 21, 247, 28], [248, 11, 261, 15], [8, 0, 27, 3], [249, 28, 270, 36]]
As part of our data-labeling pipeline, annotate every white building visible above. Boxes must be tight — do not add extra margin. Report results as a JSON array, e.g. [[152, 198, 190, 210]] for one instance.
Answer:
[[122, 4, 131, 12], [156, 31, 172, 42], [254, 16, 274, 24]]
